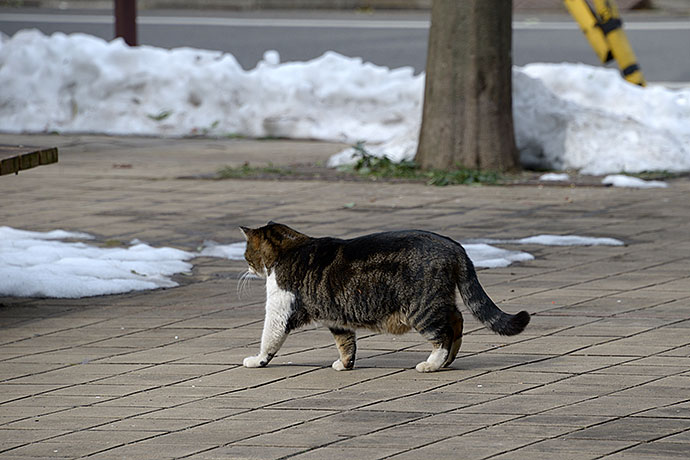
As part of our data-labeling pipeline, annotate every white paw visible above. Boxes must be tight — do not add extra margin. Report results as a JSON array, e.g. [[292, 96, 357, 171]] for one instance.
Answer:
[[243, 355, 266, 368], [415, 361, 440, 373], [332, 359, 347, 371]]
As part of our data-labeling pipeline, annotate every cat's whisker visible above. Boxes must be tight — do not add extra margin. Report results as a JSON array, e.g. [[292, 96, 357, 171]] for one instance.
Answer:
[[237, 269, 255, 299], [238, 272, 246, 298]]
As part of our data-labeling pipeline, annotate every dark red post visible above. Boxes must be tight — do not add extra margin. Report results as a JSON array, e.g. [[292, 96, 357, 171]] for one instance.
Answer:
[[114, 0, 137, 46]]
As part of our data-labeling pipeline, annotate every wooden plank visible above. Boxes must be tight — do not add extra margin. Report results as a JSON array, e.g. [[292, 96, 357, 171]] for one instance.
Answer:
[[0, 145, 59, 176]]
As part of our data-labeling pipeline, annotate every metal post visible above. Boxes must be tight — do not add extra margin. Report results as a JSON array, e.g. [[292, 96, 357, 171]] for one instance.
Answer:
[[114, 0, 137, 46], [564, 0, 645, 86]]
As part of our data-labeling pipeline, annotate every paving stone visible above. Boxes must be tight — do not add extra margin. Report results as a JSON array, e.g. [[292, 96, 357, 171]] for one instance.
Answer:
[[543, 395, 684, 417], [287, 445, 406, 460], [86, 442, 208, 459], [185, 445, 305, 459], [565, 416, 689, 441], [600, 441, 690, 459], [632, 400, 690, 418]]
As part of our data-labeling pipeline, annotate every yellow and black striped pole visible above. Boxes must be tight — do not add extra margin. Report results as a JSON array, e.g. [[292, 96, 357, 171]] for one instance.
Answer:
[[564, 0, 646, 86], [564, 0, 612, 63]]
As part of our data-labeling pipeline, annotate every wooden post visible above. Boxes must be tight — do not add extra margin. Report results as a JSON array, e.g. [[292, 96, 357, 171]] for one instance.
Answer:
[[114, 0, 137, 46]]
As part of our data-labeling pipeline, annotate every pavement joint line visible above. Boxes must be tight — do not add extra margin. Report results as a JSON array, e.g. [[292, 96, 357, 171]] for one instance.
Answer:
[[0, 294, 217, 346], [501, 253, 690, 307], [378, 344, 690, 459], [0, 300, 266, 365], [535, 290, 690, 319], [1, 363, 318, 457], [169, 369, 410, 460], [292, 359, 573, 457], [368, 318, 689, 440], [0, 359, 241, 428], [588, 411, 690, 460], [0, 303, 275, 414], [504, 251, 688, 287]]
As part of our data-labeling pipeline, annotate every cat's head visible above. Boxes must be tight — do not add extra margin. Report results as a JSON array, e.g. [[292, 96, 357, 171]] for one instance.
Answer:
[[239, 222, 309, 278]]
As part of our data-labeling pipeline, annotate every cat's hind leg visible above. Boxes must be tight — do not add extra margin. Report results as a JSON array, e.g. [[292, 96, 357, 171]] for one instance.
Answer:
[[410, 306, 455, 373], [416, 342, 450, 373], [443, 310, 464, 368], [330, 327, 356, 371]]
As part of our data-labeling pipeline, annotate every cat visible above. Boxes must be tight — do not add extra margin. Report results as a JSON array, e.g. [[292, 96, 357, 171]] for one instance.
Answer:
[[240, 222, 530, 373]]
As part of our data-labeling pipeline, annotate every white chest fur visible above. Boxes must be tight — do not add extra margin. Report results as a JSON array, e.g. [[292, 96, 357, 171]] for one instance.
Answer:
[[265, 272, 295, 320]]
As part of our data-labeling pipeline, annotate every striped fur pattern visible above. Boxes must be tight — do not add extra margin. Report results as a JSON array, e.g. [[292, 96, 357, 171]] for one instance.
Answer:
[[240, 222, 530, 372]]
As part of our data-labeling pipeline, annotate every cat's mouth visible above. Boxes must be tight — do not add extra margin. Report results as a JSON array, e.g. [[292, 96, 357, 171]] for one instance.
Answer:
[[246, 265, 266, 279]]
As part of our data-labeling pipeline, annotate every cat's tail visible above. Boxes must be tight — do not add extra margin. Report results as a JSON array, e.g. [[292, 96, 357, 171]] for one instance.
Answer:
[[457, 269, 530, 336]]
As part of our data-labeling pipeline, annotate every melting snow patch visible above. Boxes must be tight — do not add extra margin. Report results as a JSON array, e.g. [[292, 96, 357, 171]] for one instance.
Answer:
[[477, 235, 624, 246], [199, 241, 246, 259], [463, 244, 534, 268], [602, 174, 668, 189], [539, 173, 570, 181], [0, 227, 194, 298]]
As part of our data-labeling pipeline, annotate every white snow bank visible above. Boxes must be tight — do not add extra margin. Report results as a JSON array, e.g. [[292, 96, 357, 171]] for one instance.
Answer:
[[0, 226, 194, 298], [2, 31, 688, 175], [0, 30, 422, 142], [602, 174, 668, 188], [516, 64, 690, 175]]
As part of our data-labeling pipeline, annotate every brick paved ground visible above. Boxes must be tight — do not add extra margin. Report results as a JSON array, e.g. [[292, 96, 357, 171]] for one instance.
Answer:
[[1, 134, 689, 459]]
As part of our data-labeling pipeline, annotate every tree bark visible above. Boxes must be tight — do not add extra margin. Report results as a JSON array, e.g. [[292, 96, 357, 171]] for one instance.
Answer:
[[415, 0, 518, 172]]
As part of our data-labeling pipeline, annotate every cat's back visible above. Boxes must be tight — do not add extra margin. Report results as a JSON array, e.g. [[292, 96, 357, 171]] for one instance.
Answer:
[[278, 229, 462, 277], [342, 229, 460, 258]]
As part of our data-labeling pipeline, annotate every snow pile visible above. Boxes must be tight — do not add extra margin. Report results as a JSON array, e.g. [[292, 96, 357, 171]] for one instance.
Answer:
[[0, 30, 422, 143], [0, 226, 194, 298], [516, 64, 690, 174], [602, 174, 668, 188], [1, 30, 688, 174]]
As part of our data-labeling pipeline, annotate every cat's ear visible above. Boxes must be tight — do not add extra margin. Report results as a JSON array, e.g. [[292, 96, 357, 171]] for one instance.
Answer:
[[239, 226, 251, 240], [267, 220, 276, 225]]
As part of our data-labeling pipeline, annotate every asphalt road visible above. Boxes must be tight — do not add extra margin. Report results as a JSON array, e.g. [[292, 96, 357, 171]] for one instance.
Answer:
[[1, 8, 689, 82]]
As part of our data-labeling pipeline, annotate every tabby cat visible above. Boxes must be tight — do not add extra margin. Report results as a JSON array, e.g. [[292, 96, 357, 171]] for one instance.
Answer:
[[240, 222, 530, 373]]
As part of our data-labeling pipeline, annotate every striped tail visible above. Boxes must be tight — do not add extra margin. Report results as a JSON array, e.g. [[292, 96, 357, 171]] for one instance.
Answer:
[[458, 275, 530, 336]]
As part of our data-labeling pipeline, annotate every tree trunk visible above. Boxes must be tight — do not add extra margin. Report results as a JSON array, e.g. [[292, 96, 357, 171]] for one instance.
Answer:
[[415, 0, 519, 172]]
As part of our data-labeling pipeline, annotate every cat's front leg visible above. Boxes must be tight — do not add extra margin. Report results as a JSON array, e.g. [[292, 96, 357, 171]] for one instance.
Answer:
[[244, 274, 294, 368], [242, 322, 287, 368]]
